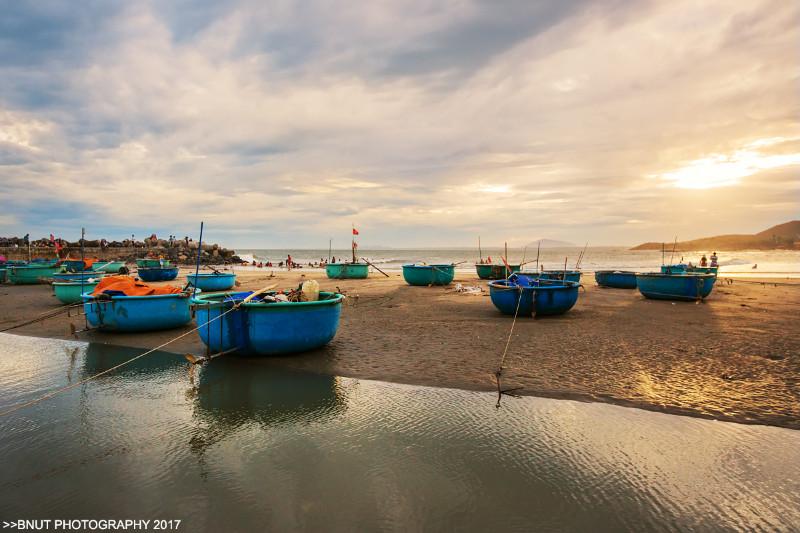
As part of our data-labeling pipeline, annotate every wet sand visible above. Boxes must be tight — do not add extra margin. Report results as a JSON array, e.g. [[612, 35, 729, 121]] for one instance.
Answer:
[[1, 269, 798, 429]]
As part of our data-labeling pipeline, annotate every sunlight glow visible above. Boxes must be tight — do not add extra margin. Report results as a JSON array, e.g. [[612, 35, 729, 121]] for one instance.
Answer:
[[656, 139, 800, 189]]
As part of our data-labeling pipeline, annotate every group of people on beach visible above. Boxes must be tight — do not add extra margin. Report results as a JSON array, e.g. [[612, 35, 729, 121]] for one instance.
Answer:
[[699, 252, 718, 268]]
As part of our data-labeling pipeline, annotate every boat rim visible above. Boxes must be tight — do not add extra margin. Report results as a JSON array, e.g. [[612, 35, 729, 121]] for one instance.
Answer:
[[636, 272, 716, 278], [82, 291, 191, 301], [489, 279, 580, 291], [187, 272, 236, 277], [191, 290, 345, 309], [402, 263, 455, 269]]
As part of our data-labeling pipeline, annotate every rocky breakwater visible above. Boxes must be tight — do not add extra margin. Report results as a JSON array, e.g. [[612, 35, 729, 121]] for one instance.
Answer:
[[0, 235, 242, 265]]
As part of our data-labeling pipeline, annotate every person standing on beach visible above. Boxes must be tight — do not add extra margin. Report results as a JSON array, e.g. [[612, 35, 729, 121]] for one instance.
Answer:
[[710, 252, 718, 267], [287, 254, 293, 271], [700, 255, 708, 267]]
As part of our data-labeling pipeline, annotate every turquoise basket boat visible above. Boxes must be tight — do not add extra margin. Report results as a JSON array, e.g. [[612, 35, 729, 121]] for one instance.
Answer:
[[325, 262, 369, 279], [136, 258, 171, 268], [82, 292, 192, 331], [0, 268, 6, 283], [402, 264, 455, 286], [636, 273, 716, 301], [660, 264, 688, 274], [53, 280, 101, 304], [489, 274, 580, 316], [137, 267, 179, 282], [186, 272, 237, 291], [92, 261, 126, 273], [7, 264, 61, 284], [475, 264, 520, 280], [192, 291, 345, 355], [594, 270, 637, 289], [688, 266, 719, 276], [52, 271, 105, 282]]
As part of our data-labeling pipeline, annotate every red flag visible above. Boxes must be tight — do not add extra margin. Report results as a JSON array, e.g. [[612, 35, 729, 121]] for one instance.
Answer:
[[352, 228, 359, 235]]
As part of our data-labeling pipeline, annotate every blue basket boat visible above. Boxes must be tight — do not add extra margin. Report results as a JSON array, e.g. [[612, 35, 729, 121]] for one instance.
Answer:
[[326, 262, 369, 279], [186, 272, 237, 291], [594, 270, 637, 289], [636, 273, 716, 301], [82, 292, 192, 331], [137, 266, 179, 282], [489, 274, 580, 316], [52, 271, 105, 282], [402, 264, 455, 286], [192, 290, 345, 355]]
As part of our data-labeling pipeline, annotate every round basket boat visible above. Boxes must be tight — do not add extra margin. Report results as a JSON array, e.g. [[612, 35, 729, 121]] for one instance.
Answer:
[[137, 266, 179, 282], [7, 264, 61, 284], [402, 264, 455, 286], [92, 261, 126, 273], [52, 271, 105, 282], [594, 270, 637, 289], [53, 280, 101, 304], [82, 292, 192, 331], [0, 268, 6, 283], [186, 272, 237, 291], [136, 258, 171, 268], [192, 291, 345, 355], [489, 275, 580, 316], [325, 262, 369, 279], [636, 273, 715, 301], [475, 264, 520, 280]]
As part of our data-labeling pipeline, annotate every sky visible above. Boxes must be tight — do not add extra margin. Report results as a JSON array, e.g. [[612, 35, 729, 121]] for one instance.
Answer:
[[0, 0, 798, 248]]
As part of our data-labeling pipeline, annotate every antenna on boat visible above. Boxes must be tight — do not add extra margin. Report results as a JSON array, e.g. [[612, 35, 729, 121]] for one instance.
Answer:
[[192, 221, 204, 299], [535, 240, 541, 271], [478, 236, 482, 263], [669, 236, 678, 266], [661, 242, 665, 266], [328, 238, 332, 263], [504, 241, 509, 278], [575, 242, 588, 269]]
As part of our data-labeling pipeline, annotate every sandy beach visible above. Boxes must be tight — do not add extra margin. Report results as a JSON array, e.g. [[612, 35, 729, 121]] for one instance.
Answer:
[[1, 268, 798, 429]]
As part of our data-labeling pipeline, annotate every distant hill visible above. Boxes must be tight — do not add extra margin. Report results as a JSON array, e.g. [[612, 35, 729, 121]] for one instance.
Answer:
[[631, 221, 800, 251], [525, 238, 576, 248]]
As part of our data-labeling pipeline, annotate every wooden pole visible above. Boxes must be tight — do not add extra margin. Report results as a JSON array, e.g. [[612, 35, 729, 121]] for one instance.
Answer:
[[328, 238, 332, 263], [669, 236, 678, 266], [504, 241, 509, 278], [535, 240, 541, 271], [361, 257, 390, 277], [563, 256, 568, 281], [192, 222, 204, 299], [478, 236, 482, 263]]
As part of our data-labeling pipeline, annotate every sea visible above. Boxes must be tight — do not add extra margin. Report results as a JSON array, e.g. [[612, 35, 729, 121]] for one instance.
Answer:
[[1, 334, 798, 531], [236, 247, 800, 277]]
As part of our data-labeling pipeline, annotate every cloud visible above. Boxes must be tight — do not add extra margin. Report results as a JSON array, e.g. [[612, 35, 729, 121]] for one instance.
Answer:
[[0, 0, 798, 246]]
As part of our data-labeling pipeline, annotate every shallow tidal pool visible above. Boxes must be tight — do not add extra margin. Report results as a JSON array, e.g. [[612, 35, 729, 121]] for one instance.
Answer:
[[0, 333, 798, 532]]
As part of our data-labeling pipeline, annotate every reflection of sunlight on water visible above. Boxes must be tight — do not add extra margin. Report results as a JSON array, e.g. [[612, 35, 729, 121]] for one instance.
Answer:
[[0, 334, 798, 531]]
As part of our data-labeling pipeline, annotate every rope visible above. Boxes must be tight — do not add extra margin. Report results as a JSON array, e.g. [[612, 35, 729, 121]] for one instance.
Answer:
[[0, 302, 242, 418], [0, 302, 85, 333], [494, 285, 527, 408]]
